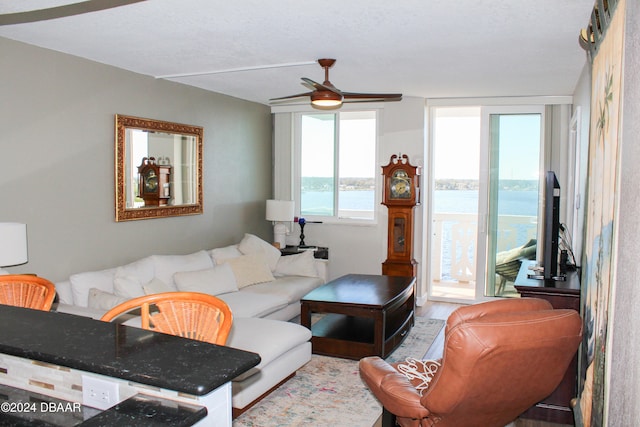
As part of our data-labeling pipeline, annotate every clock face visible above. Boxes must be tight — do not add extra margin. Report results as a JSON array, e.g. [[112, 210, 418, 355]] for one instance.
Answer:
[[144, 170, 158, 193], [390, 169, 411, 199]]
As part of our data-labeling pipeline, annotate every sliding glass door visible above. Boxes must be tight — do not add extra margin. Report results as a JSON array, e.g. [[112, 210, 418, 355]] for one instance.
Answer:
[[429, 107, 481, 300], [484, 108, 543, 298], [428, 105, 544, 303]]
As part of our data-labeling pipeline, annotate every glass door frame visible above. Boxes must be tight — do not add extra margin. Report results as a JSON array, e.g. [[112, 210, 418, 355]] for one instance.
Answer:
[[480, 105, 546, 300], [424, 102, 547, 304]]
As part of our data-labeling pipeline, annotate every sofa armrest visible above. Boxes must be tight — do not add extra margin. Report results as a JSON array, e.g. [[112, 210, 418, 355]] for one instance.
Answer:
[[313, 259, 328, 283]]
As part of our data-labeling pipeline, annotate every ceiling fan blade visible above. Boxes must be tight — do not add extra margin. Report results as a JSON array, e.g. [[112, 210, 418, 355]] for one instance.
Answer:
[[342, 92, 403, 102], [0, 0, 145, 26], [301, 78, 342, 95], [301, 79, 318, 91], [269, 92, 313, 101]]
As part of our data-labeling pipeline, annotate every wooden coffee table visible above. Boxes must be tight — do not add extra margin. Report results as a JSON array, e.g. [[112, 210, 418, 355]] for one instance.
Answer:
[[300, 274, 416, 360]]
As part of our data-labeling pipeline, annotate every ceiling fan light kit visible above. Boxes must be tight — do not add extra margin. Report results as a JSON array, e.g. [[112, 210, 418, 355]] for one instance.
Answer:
[[271, 58, 402, 109], [311, 90, 343, 109]]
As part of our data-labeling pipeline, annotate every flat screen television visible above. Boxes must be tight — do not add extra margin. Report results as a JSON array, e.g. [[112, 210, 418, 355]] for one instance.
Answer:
[[543, 171, 562, 281]]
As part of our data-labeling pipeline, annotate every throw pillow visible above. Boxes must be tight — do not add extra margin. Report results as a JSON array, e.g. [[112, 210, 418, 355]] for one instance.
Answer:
[[209, 244, 243, 265], [69, 268, 117, 307], [174, 264, 239, 295], [142, 277, 173, 295], [274, 250, 318, 277], [220, 253, 275, 288], [151, 250, 213, 288], [238, 233, 281, 271], [117, 257, 155, 284], [87, 288, 128, 311], [113, 275, 145, 299]]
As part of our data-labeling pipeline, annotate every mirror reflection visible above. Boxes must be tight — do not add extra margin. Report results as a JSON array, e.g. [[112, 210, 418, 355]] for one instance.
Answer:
[[115, 115, 203, 221]]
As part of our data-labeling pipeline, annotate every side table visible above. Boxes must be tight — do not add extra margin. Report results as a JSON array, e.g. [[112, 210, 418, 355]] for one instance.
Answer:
[[281, 245, 329, 260], [514, 260, 580, 425]]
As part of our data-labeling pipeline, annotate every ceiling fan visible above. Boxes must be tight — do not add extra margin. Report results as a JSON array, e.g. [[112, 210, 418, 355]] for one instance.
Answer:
[[270, 59, 402, 109]]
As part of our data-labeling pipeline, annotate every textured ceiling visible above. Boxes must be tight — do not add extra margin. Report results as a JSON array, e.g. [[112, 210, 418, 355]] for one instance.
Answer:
[[0, 0, 594, 106]]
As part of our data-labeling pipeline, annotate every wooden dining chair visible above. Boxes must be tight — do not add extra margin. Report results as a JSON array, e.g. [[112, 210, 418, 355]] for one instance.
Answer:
[[0, 275, 57, 311], [101, 292, 233, 345]]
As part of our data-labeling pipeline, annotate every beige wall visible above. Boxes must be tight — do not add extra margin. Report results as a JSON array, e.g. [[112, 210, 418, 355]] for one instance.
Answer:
[[0, 37, 273, 282]]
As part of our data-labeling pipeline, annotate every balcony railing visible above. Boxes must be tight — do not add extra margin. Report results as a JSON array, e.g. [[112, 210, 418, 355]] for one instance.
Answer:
[[431, 213, 537, 284]]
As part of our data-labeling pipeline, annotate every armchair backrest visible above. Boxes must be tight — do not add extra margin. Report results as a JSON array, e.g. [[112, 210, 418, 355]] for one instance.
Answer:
[[422, 298, 582, 426]]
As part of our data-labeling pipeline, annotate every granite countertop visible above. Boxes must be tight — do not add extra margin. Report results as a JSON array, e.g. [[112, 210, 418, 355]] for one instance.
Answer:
[[0, 305, 260, 396], [0, 383, 207, 427]]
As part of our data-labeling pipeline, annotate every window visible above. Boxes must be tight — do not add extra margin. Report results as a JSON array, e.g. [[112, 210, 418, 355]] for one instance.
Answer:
[[297, 110, 377, 221]]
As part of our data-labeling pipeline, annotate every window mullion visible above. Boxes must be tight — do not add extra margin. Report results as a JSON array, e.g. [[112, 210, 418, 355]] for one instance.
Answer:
[[334, 113, 340, 217]]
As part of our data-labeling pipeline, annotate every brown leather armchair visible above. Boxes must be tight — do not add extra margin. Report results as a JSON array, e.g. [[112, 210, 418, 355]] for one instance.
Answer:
[[359, 298, 582, 427]]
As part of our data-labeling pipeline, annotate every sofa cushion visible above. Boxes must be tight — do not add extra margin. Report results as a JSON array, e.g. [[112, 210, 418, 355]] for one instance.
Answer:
[[219, 253, 275, 288], [241, 276, 324, 305], [209, 244, 243, 265], [113, 275, 146, 299], [69, 267, 117, 307], [54, 281, 74, 305], [226, 317, 311, 381], [216, 291, 288, 318], [151, 250, 213, 288], [238, 233, 281, 271], [55, 303, 108, 320], [88, 288, 128, 310], [142, 277, 173, 295], [274, 250, 318, 278], [112, 257, 156, 299], [174, 264, 239, 295]]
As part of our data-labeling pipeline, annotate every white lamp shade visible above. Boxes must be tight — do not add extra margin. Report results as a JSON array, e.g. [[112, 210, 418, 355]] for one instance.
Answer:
[[0, 223, 28, 267], [266, 200, 294, 222]]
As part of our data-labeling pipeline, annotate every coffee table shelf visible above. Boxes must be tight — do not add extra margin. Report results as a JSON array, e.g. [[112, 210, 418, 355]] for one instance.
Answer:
[[301, 274, 416, 360]]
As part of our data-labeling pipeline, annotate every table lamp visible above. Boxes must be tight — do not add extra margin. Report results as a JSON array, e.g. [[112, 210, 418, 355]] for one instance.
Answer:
[[266, 200, 294, 249], [0, 222, 28, 275]]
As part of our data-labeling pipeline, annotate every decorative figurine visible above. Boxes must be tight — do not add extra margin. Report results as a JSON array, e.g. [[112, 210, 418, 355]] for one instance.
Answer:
[[298, 217, 306, 247]]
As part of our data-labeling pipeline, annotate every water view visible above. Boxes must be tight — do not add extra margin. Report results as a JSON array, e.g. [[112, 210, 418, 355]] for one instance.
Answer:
[[301, 188, 539, 217], [302, 186, 539, 285]]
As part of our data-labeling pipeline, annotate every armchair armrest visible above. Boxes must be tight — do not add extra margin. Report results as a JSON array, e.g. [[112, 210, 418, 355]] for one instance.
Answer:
[[359, 357, 430, 420]]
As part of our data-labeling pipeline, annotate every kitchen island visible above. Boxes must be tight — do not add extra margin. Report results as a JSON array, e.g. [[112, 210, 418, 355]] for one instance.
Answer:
[[0, 304, 260, 426]]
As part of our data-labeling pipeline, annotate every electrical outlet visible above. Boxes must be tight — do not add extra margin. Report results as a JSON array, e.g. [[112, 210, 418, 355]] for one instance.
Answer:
[[82, 375, 120, 410]]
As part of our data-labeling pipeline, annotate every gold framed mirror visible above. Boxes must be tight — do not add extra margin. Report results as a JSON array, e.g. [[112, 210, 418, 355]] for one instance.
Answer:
[[115, 114, 203, 221]]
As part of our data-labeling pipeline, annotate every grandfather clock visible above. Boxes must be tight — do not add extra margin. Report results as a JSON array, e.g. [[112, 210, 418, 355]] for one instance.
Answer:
[[138, 157, 172, 207], [382, 154, 420, 277]]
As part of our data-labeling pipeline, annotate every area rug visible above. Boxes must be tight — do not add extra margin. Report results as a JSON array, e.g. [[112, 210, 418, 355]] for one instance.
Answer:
[[385, 317, 445, 363], [233, 317, 445, 427]]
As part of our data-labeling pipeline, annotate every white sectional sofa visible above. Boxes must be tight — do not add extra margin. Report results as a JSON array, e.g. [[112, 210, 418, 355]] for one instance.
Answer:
[[53, 234, 326, 415]]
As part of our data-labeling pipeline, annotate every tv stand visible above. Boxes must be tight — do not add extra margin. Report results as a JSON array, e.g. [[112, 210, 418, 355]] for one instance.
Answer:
[[515, 260, 580, 425], [526, 263, 567, 283]]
